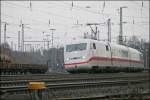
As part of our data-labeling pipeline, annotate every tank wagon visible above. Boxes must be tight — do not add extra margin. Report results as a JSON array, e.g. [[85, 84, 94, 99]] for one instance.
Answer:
[[64, 39, 144, 73], [0, 43, 48, 74]]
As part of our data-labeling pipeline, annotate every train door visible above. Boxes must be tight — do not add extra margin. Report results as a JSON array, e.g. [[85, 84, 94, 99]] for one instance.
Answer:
[[127, 47, 131, 68], [90, 42, 98, 67], [105, 44, 111, 66], [91, 42, 97, 56]]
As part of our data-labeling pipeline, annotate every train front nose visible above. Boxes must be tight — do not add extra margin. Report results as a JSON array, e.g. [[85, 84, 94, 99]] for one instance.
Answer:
[[64, 42, 88, 73], [64, 55, 90, 73]]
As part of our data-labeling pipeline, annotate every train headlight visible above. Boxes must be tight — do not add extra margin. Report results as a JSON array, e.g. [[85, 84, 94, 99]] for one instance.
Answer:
[[82, 56, 86, 59], [65, 58, 69, 61]]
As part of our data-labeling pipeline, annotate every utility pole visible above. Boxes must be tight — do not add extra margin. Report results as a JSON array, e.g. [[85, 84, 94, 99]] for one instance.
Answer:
[[43, 38, 46, 50], [3, 22, 9, 43], [50, 28, 56, 48], [119, 6, 127, 45], [45, 34, 50, 49], [14, 44, 17, 51], [18, 31, 21, 51], [107, 19, 111, 42], [11, 41, 13, 50], [42, 31, 46, 50], [0, 25, 1, 45], [20, 20, 30, 52], [4, 23, 7, 43], [21, 24, 24, 52]]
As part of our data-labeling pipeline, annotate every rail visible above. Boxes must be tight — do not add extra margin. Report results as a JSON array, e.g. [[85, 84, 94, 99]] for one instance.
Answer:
[[0, 74, 148, 87], [1, 79, 148, 94], [1, 73, 149, 100]]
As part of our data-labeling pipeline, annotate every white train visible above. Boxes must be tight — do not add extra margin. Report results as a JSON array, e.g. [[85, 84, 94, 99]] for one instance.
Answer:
[[64, 39, 144, 73]]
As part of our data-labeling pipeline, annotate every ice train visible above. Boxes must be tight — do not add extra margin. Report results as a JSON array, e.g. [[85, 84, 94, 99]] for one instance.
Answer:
[[64, 39, 144, 73]]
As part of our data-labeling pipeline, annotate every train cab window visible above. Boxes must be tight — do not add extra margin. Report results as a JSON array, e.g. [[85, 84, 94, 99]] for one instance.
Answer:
[[121, 50, 128, 57], [66, 43, 87, 52], [106, 45, 109, 51], [93, 43, 96, 49]]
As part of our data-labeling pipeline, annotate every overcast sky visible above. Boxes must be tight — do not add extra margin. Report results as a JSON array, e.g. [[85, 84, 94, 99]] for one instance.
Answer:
[[1, 1, 149, 50]]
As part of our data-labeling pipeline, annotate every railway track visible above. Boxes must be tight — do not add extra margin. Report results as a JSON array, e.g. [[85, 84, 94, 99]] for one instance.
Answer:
[[0, 72, 148, 87], [1, 72, 148, 81], [59, 92, 150, 100], [0, 75, 148, 87], [1, 79, 148, 92], [1, 79, 149, 100], [1, 72, 149, 100]]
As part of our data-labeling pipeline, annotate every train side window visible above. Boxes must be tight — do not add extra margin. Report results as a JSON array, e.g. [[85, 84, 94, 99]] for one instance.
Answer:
[[106, 45, 109, 51], [140, 54, 143, 61], [93, 43, 96, 49]]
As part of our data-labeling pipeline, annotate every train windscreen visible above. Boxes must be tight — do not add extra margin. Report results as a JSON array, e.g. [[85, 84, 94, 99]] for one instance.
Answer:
[[66, 43, 87, 52]]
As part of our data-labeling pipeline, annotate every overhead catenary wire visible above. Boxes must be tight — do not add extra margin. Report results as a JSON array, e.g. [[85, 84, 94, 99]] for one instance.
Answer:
[[61, 1, 149, 19], [1, 1, 149, 44], [1, 3, 74, 28], [3, 1, 149, 20], [2, 1, 149, 29], [0, 20, 70, 46], [2, 14, 148, 35], [101, 1, 106, 13], [2, 2, 73, 29], [4, 2, 72, 20], [133, 1, 149, 10], [2, 13, 72, 30]]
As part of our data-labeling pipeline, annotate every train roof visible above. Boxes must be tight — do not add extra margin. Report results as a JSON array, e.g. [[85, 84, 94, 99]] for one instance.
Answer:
[[110, 43, 141, 54], [128, 47, 141, 54], [64, 38, 107, 45], [64, 38, 141, 54]]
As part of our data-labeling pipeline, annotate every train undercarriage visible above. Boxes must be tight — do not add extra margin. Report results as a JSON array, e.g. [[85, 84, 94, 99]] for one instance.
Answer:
[[67, 66, 144, 73]]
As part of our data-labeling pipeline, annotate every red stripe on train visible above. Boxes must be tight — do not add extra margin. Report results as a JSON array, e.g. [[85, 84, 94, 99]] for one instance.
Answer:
[[64, 56, 143, 66]]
